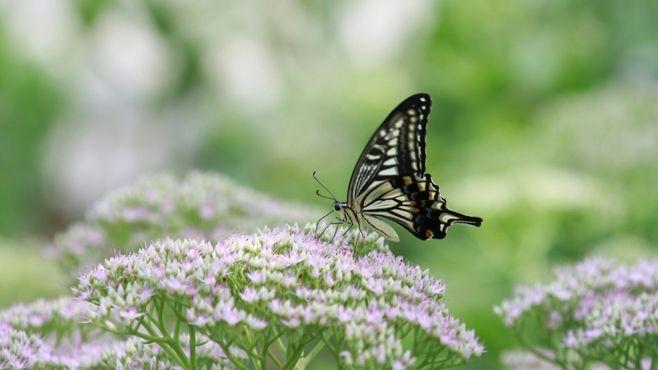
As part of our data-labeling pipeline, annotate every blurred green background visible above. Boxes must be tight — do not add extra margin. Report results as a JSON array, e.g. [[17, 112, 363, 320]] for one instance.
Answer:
[[1, 0, 657, 368]]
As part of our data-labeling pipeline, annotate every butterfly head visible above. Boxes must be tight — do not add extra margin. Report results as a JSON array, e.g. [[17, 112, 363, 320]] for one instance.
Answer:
[[313, 171, 353, 228]]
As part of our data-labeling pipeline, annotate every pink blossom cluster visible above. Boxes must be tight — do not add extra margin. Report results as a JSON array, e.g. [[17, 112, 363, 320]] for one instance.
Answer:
[[48, 172, 315, 277], [0, 323, 44, 369], [501, 351, 560, 370], [496, 257, 658, 369], [0, 297, 92, 333], [0, 297, 119, 368], [563, 292, 658, 349], [75, 226, 482, 369], [0, 322, 116, 369], [0, 321, 230, 369], [501, 350, 652, 370], [39, 341, 116, 369], [0, 297, 236, 369]]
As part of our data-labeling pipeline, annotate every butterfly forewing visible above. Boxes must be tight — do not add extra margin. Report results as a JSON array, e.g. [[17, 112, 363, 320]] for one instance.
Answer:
[[347, 93, 430, 204], [345, 93, 482, 241]]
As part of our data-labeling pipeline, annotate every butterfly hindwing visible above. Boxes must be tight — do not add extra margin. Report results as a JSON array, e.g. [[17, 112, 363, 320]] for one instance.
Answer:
[[362, 214, 400, 242], [388, 174, 482, 240]]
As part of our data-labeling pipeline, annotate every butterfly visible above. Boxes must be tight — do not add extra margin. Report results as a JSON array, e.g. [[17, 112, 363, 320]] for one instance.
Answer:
[[315, 93, 482, 242]]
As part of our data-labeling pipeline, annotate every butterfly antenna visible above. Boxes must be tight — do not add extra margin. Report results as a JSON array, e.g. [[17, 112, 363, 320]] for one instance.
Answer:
[[315, 189, 335, 201], [312, 171, 337, 201]]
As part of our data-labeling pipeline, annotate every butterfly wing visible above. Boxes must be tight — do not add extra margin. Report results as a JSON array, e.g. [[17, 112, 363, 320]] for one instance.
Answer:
[[347, 93, 482, 241], [347, 93, 430, 203], [362, 214, 400, 242], [362, 174, 482, 240]]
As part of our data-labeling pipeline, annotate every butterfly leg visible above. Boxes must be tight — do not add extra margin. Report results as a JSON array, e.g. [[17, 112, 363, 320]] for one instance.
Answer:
[[314, 209, 335, 238], [320, 215, 344, 239], [329, 217, 346, 244], [318, 218, 344, 241], [340, 222, 354, 238], [316, 222, 333, 239], [356, 219, 366, 239]]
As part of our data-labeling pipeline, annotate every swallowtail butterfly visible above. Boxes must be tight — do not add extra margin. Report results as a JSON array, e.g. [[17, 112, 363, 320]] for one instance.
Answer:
[[315, 93, 482, 242]]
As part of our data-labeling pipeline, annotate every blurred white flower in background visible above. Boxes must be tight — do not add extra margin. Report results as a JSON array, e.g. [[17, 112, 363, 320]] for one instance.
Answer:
[[42, 112, 194, 217], [450, 167, 622, 215], [0, 0, 79, 68], [339, 0, 434, 65], [207, 37, 283, 112], [82, 8, 172, 104], [542, 82, 658, 174]]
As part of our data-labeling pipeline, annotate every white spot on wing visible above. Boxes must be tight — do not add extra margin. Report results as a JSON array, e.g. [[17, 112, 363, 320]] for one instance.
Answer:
[[385, 129, 399, 140], [378, 167, 398, 176], [366, 154, 381, 160]]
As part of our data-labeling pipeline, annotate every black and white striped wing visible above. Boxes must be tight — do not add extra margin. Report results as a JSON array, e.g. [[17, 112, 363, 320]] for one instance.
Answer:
[[361, 173, 482, 240], [347, 93, 482, 241], [347, 93, 430, 203]]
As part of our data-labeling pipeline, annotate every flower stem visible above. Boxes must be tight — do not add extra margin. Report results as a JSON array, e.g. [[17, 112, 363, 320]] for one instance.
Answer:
[[189, 326, 197, 370], [293, 340, 325, 370], [134, 319, 188, 367], [211, 336, 250, 370], [268, 347, 283, 368], [146, 306, 189, 369], [276, 336, 287, 354]]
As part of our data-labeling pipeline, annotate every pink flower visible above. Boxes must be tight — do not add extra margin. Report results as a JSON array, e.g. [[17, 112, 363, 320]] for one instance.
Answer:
[[75, 227, 482, 368]]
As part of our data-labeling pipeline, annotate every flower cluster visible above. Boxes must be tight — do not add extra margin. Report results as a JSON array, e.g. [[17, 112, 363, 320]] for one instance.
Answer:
[[75, 226, 483, 369], [39, 340, 116, 369], [0, 297, 118, 368], [0, 323, 44, 369], [495, 257, 658, 370], [0, 297, 236, 369], [501, 351, 560, 370], [48, 172, 316, 277], [542, 83, 658, 174], [501, 350, 653, 370], [0, 297, 92, 334]]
